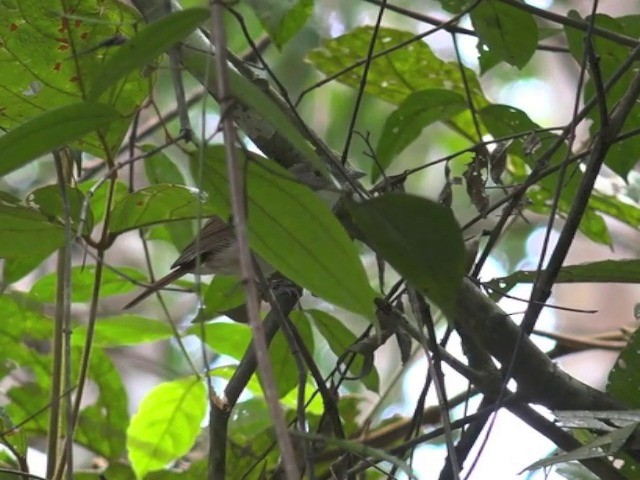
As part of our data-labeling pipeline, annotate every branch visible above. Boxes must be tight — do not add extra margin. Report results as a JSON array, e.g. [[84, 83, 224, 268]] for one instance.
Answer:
[[130, 0, 350, 183], [209, 287, 301, 479], [453, 279, 622, 411]]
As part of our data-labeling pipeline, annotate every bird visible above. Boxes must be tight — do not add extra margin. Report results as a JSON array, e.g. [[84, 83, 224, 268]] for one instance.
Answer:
[[123, 163, 364, 309]]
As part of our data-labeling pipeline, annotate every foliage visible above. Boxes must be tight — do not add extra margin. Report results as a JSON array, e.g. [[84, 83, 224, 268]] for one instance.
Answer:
[[1, 0, 640, 479]]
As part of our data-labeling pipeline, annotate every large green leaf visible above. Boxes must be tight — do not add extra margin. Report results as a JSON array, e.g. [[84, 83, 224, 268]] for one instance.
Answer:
[[470, 0, 538, 69], [306, 26, 487, 143], [27, 184, 93, 235], [143, 147, 187, 186], [78, 179, 129, 225], [0, 0, 147, 157], [347, 193, 465, 313], [608, 329, 640, 408], [192, 275, 246, 322], [190, 147, 376, 319], [72, 315, 174, 348], [2, 252, 53, 285], [142, 150, 196, 254], [247, 0, 313, 48], [186, 321, 252, 361], [88, 8, 210, 100], [229, 398, 272, 439], [0, 316, 128, 459], [589, 192, 640, 230], [308, 309, 379, 392], [375, 89, 468, 180], [0, 203, 65, 257], [29, 265, 146, 303], [109, 184, 218, 234], [307, 26, 486, 108], [127, 376, 206, 479], [76, 348, 129, 459], [0, 295, 54, 340], [264, 310, 315, 398], [0, 407, 27, 460], [0, 102, 119, 176]]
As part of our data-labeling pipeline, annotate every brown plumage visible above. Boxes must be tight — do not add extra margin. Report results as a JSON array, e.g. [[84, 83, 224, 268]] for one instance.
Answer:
[[123, 216, 239, 309], [123, 163, 365, 309]]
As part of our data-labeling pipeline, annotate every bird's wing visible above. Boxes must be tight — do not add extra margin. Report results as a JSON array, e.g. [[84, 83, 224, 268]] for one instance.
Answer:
[[171, 216, 235, 269]]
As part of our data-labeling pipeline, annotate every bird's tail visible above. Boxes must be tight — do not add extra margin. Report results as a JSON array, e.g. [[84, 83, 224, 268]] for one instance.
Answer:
[[123, 267, 188, 309]]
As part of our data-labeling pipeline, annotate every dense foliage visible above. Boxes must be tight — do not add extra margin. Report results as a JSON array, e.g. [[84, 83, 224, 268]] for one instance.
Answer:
[[2, 0, 640, 479]]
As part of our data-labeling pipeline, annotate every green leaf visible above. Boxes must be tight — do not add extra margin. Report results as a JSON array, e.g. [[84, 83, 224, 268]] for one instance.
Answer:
[[27, 184, 93, 234], [308, 309, 379, 392], [579, 207, 612, 246], [148, 460, 208, 480], [489, 259, 640, 293], [147, 220, 196, 254], [186, 322, 252, 360], [78, 180, 129, 225], [436, 0, 476, 14], [88, 8, 210, 99], [76, 348, 129, 459], [139, 146, 196, 249], [306, 26, 487, 143], [229, 398, 271, 438], [265, 310, 314, 398], [29, 265, 147, 303], [76, 463, 137, 480], [247, 0, 313, 48], [109, 184, 218, 234], [479, 104, 539, 139], [191, 147, 377, 319], [0, 102, 119, 177], [192, 275, 246, 322], [127, 376, 207, 479], [590, 192, 640, 230], [477, 45, 502, 74], [347, 193, 465, 314], [211, 365, 263, 396], [143, 147, 187, 185], [0, 407, 27, 459], [226, 419, 281, 476], [478, 105, 606, 243], [1, 251, 53, 285], [307, 26, 486, 108], [1, 337, 128, 459], [0, 203, 66, 257], [470, 0, 538, 69], [279, 377, 324, 414], [564, 11, 640, 179], [182, 51, 328, 176], [72, 315, 174, 348], [0, 296, 54, 340], [0, 0, 146, 158], [375, 89, 467, 180]]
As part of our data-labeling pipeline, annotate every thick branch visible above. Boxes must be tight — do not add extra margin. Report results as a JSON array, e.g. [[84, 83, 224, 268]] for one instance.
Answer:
[[453, 279, 623, 411], [210, 288, 300, 479]]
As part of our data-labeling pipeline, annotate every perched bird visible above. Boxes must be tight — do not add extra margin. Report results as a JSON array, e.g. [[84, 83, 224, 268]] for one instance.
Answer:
[[123, 163, 364, 309]]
